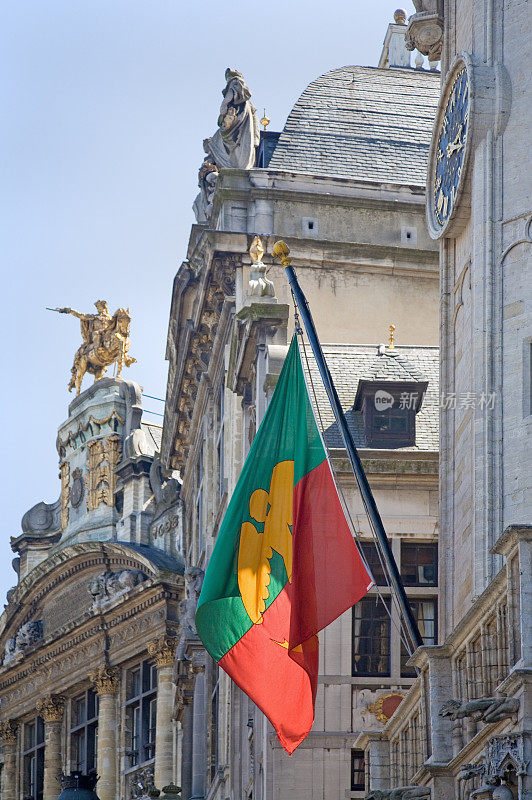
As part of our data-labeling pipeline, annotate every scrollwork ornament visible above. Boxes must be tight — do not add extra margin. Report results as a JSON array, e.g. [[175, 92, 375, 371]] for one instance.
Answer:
[[0, 720, 19, 745], [36, 693, 66, 722], [148, 636, 178, 668], [89, 664, 120, 695]]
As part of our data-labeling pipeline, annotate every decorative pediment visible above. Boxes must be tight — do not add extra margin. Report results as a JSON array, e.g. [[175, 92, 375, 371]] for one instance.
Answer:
[[1, 542, 183, 648]]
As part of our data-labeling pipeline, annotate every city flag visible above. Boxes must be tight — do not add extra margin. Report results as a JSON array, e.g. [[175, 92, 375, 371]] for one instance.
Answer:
[[195, 335, 372, 754]]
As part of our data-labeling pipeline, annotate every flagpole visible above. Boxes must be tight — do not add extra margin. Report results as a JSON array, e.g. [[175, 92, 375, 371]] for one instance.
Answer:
[[272, 241, 423, 651]]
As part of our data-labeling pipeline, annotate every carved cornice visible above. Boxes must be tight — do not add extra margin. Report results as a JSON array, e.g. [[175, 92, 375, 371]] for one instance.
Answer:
[[0, 719, 19, 745], [89, 664, 120, 695], [148, 635, 178, 668], [163, 250, 239, 472], [36, 693, 66, 722]]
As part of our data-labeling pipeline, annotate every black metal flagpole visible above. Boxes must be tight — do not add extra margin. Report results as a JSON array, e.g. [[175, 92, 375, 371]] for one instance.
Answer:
[[272, 241, 423, 652]]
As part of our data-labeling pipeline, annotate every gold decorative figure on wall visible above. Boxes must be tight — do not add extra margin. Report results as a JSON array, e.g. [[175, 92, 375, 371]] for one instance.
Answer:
[[48, 301, 136, 395], [85, 435, 122, 511]]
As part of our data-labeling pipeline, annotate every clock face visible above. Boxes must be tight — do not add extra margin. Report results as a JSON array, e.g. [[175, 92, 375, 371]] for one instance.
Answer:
[[431, 65, 470, 233]]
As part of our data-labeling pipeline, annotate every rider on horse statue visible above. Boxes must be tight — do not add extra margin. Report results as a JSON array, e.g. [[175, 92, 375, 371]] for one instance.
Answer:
[[56, 300, 136, 395]]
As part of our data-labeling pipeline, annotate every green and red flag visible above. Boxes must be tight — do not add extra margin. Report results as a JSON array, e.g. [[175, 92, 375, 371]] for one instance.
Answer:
[[196, 335, 372, 754]]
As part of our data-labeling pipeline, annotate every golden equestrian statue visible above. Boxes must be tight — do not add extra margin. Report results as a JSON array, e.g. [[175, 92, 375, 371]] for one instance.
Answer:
[[48, 300, 136, 395]]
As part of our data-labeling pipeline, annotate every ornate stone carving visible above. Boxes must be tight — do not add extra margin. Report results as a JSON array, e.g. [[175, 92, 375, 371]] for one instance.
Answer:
[[176, 567, 204, 661], [148, 636, 178, 668], [36, 693, 66, 722], [485, 732, 528, 783], [89, 569, 146, 610], [203, 68, 259, 171], [52, 301, 136, 395], [129, 765, 156, 799], [60, 462, 70, 529], [56, 409, 125, 458], [405, 12, 443, 62], [85, 435, 122, 510], [149, 455, 181, 518], [366, 788, 431, 799], [4, 620, 44, 665], [17, 620, 43, 648], [439, 696, 519, 724], [0, 720, 19, 745], [70, 467, 84, 508], [21, 498, 61, 538], [192, 161, 219, 224], [459, 764, 486, 782], [246, 236, 275, 301], [89, 664, 120, 695]]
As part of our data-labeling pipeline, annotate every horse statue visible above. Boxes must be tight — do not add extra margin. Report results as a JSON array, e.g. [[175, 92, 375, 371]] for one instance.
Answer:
[[52, 301, 136, 395]]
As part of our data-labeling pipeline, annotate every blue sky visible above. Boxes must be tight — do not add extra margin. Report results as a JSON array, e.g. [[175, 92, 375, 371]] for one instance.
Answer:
[[0, 0, 417, 604]]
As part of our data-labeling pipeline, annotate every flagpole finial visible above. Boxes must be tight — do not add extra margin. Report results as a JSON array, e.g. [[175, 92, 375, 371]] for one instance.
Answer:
[[272, 240, 291, 268], [388, 324, 396, 349]]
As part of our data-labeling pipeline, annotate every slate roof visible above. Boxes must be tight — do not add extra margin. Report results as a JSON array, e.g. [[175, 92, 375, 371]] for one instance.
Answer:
[[301, 343, 439, 451], [120, 543, 184, 575], [268, 66, 440, 185]]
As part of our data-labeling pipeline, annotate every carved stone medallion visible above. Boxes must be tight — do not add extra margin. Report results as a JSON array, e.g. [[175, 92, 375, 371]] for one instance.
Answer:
[[70, 468, 84, 508]]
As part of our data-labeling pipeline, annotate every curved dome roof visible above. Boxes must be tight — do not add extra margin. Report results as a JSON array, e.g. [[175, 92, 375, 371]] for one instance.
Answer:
[[268, 65, 440, 186]]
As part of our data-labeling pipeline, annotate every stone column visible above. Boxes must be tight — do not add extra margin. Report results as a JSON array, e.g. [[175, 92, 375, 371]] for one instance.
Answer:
[[36, 694, 65, 800], [89, 665, 119, 800], [180, 703, 194, 800], [191, 672, 206, 800], [148, 637, 178, 790], [424, 647, 454, 764], [0, 720, 19, 800]]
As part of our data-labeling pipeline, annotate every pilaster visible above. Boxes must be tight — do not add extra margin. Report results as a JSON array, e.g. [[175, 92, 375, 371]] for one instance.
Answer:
[[147, 637, 178, 790], [36, 694, 65, 800], [0, 721, 19, 800], [89, 665, 119, 800]]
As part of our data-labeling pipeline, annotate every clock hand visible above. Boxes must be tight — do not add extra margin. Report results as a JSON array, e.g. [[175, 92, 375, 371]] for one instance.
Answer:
[[445, 125, 464, 157]]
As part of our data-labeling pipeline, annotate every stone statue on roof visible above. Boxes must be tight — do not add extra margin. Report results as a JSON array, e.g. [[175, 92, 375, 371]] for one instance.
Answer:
[[204, 68, 260, 171], [193, 69, 259, 223]]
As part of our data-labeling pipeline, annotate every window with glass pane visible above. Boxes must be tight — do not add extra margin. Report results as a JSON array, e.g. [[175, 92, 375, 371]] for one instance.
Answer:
[[125, 661, 157, 769], [359, 542, 387, 586], [70, 689, 98, 775], [401, 543, 438, 586], [23, 718, 44, 800], [351, 749, 365, 791], [352, 597, 390, 677], [401, 599, 437, 677]]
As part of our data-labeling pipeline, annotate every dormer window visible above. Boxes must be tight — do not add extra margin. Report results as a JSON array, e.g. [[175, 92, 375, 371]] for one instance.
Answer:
[[354, 379, 428, 449]]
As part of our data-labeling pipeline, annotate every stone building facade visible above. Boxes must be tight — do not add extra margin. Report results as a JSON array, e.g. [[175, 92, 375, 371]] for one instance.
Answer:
[[358, 2, 532, 799], [161, 19, 442, 800], [0, 379, 185, 800]]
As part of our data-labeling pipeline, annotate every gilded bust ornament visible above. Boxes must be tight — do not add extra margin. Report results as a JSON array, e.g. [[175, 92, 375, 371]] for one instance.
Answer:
[[49, 300, 136, 394], [427, 54, 472, 239]]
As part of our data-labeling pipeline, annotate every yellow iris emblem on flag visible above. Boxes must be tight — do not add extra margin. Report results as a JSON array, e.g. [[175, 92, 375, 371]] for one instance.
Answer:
[[238, 460, 294, 625]]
